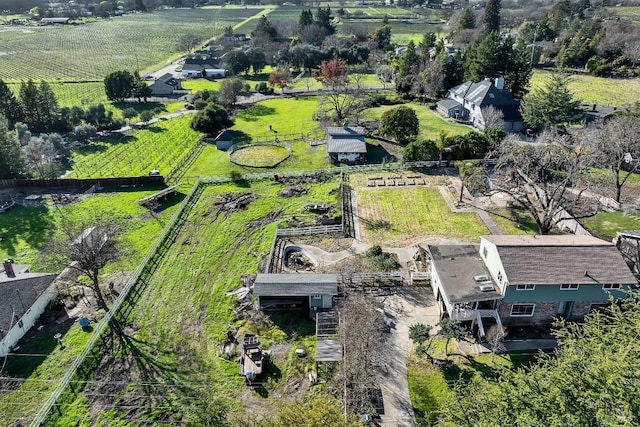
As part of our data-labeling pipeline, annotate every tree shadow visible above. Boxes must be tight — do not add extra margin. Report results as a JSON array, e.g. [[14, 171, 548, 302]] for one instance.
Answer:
[[366, 142, 397, 164], [266, 311, 316, 338], [112, 102, 168, 115], [145, 125, 166, 134], [1, 308, 73, 378], [236, 104, 276, 122], [0, 203, 56, 258], [72, 135, 135, 156]]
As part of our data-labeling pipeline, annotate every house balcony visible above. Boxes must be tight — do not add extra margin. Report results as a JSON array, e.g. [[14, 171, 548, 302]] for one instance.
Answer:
[[452, 308, 502, 338]]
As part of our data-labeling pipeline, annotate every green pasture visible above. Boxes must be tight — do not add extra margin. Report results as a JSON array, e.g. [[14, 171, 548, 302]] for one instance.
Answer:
[[67, 114, 201, 178], [530, 69, 640, 107], [362, 103, 472, 142], [356, 187, 488, 245], [608, 5, 640, 23], [0, 7, 265, 82], [46, 179, 339, 424], [0, 188, 184, 424], [490, 210, 539, 235]]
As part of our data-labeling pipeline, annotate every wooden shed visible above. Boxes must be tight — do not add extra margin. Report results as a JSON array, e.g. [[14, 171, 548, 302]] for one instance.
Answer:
[[253, 273, 338, 311]]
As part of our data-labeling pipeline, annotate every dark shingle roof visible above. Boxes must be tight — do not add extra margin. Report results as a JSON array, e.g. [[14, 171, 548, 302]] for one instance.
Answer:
[[1, 270, 58, 332], [483, 235, 636, 285], [327, 137, 367, 153], [449, 80, 522, 122], [254, 273, 338, 296]]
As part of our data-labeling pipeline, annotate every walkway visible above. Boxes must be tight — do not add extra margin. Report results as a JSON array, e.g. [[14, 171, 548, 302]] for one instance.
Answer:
[[378, 287, 439, 426], [456, 338, 558, 355]]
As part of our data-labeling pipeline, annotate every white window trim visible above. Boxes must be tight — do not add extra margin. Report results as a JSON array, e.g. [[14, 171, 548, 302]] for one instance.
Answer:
[[602, 284, 621, 290], [560, 284, 579, 291], [312, 295, 322, 299], [516, 284, 535, 291], [510, 304, 535, 317]]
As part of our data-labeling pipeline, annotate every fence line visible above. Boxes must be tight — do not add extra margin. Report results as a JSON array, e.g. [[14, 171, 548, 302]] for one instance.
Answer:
[[0, 176, 165, 190], [275, 224, 344, 236], [29, 178, 205, 426]]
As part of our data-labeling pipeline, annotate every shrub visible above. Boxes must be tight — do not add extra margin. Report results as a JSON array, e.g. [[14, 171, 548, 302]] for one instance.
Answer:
[[366, 245, 383, 257]]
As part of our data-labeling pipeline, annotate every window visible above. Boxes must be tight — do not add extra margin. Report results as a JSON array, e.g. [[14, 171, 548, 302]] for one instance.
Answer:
[[560, 284, 579, 290], [511, 304, 535, 316], [516, 284, 535, 290], [482, 247, 488, 258], [602, 284, 621, 290]]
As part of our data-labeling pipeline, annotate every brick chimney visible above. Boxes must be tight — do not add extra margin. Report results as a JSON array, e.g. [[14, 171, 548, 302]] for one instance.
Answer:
[[3, 259, 15, 277]]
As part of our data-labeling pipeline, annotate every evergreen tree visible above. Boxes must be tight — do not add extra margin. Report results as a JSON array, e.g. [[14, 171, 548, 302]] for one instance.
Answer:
[[504, 37, 532, 99], [397, 41, 419, 79], [19, 79, 41, 132], [315, 6, 334, 35], [483, 0, 501, 34], [297, 9, 313, 34], [458, 8, 476, 31], [464, 31, 504, 81], [37, 81, 60, 131], [373, 22, 392, 51], [521, 71, 580, 130], [104, 70, 135, 102], [252, 14, 277, 40], [0, 114, 25, 179], [0, 79, 24, 129], [443, 51, 465, 88]]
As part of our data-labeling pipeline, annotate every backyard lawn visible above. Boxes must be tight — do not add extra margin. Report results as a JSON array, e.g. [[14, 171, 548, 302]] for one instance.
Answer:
[[580, 210, 640, 240], [356, 187, 488, 245], [362, 103, 472, 143]]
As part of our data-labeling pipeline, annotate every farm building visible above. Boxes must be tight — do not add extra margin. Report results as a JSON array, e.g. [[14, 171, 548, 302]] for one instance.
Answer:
[[0, 261, 59, 357], [39, 17, 70, 25], [437, 78, 524, 132], [426, 235, 637, 337], [325, 125, 367, 164], [182, 54, 225, 78], [148, 73, 184, 96], [253, 273, 338, 311], [214, 130, 234, 150]]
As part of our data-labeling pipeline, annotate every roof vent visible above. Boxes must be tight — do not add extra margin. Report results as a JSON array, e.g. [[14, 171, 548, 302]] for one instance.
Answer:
[[479, 284, 494, 292], [474, 275, 490, 282]]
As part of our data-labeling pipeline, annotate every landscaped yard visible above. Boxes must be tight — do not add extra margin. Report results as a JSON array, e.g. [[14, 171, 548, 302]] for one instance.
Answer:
[[66, 114, 201, 178], [408, 337, 538, 426], [356, 187, 489, 245], [362, 103, 472, 143], [580, 210, 640, 240]]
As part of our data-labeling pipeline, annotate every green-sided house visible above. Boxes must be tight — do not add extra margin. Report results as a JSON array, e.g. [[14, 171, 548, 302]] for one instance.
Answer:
[[427, 235, 637, 337]]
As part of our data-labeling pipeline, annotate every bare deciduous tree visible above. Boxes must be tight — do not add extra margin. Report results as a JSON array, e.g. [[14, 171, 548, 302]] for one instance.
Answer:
[[480, 105, 505, 130], [485, 324, 507, 363], [586, 115, 640, 203], [44, 217, 122, 310], [491, 132, 596, 235], [318, 59, 369, 124], [337, 294, 389, 415]]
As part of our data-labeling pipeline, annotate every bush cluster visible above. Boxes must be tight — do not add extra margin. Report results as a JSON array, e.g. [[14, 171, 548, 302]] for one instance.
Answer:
[[365, 245, 400, 271]]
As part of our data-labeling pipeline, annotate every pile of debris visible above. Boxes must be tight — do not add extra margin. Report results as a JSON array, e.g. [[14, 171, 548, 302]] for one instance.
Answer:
[[285, 251, 315, 271], [215, 193, 255, 212], [274, 171, 329, 185], [277, 185, 308, 197]]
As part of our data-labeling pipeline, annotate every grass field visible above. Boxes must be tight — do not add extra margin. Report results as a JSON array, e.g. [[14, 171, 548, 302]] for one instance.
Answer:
[[356, 187, 488, 245], [0, 188, 184, 424], [530, 69, 640, 107], [0, 7, 266, 82], [66, 114, 201, 178], [362, 103, 472, 142], [41, 179, 340, 425], [608, 5, 640, 23]]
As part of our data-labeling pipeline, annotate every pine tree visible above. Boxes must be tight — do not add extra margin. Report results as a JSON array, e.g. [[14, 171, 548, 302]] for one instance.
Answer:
[[504, 37, 532, 99], [458, 8, 476, 31], [465, 31, 504, 81], [0, 114, 25, 179], [37, 81, 60, 132], [298, 9, 313, 34], [19, 80, 42, 132], [521, 70, 580, 130], [0, 79, 24, 129], [483, 0, 501, 34]]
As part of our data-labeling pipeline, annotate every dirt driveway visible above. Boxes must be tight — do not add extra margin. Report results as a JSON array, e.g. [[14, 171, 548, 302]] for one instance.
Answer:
[[377, 286, 439, 426]]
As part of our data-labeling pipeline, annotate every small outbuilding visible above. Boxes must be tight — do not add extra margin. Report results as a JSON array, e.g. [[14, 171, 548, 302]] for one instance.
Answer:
[[253, 273, 338, 311], [326, 125, 367, 164], [214, 130, 234, 151]]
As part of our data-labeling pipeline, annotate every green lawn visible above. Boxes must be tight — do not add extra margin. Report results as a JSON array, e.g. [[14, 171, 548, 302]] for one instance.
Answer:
[[408, 337, 538, 426], [66, 114, 201, 178], [0, 187, 183, 423], [530, 69, 640, 107], [356, 187, 488, 245], [490, 210, 539, 235], [362, 103, 472, 142], [230, 144, 290, 167], [44, 179, 340, 425], [580, 210, 640, 240]]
